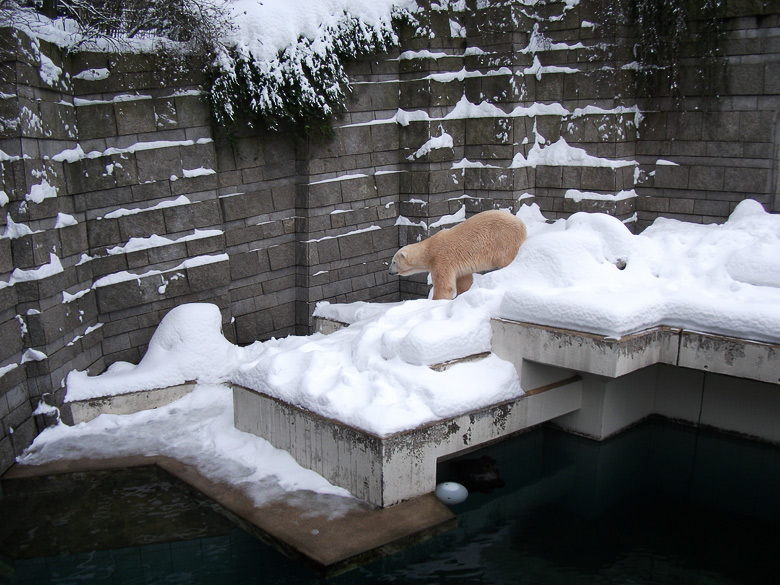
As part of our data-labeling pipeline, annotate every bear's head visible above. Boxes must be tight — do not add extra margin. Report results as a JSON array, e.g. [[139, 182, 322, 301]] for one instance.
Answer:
[[389, 244, 427, 276]]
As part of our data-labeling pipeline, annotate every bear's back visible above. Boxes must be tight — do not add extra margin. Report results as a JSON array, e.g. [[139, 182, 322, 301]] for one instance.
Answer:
[[430, 210, 526, 273]]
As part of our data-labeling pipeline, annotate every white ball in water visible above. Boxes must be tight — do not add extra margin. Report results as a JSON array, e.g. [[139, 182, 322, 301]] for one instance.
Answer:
[[435, 482, 468, 505]]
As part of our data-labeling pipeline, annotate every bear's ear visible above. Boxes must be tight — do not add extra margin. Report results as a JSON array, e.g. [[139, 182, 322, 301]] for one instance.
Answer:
[[400, 250, 407, 258]]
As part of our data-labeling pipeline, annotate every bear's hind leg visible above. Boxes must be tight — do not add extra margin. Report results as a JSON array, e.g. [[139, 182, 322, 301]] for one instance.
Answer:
[[456, 273, 473, 295]]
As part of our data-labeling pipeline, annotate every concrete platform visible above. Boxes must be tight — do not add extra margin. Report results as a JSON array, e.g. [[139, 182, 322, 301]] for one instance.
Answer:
[[307, 316, 780, 454], [1, 456, 455, 577], [491, 319, 680, 379], [491, 319, 780, 385], [233, 373, 583, 508], [62, 383, 196, 425], [678, 330, 780, 385], [490, 318, 780, 444], [243, 314, 776, 508]]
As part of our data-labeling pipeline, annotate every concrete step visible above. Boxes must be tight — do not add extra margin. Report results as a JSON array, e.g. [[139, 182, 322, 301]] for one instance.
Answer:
[[63, 383, 195, 425]]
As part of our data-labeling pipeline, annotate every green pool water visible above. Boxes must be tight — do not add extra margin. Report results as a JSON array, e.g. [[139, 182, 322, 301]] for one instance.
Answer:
[[2, 419, 778, 584]]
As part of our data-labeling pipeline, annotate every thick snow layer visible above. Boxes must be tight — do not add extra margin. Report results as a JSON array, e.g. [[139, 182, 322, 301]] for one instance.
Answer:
[[4, 0, 414, 90], [483, 200, 780, 341], [65, 304, 264, 402], [234, 300, 520, 436], [62, 201, 780, 436], [321, 201, 780, 345], [64, 299, 520, 437], [222, 0, 414, 64], [20, 384, 353, 507]]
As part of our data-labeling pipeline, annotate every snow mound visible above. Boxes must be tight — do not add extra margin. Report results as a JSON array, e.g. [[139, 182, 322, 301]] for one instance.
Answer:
[[722, 199, 780, 288], [234, 298, 520, 437], [224, 0, 411, 64], [489, 199, 780, 341], [65, 304, 264, 402]]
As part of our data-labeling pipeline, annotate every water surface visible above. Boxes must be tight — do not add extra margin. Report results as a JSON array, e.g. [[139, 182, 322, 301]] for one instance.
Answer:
[[2, 420, 777, 584]]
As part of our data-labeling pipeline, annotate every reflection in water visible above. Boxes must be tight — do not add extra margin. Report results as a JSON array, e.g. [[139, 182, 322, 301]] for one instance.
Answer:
[[0, 466, 235, 559], [2, 420, 779, 585]]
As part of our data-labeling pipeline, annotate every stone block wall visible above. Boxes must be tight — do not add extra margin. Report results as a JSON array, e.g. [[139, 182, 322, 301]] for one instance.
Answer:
[[390, 0, 779, 235], [389, 0, 649, 294], [634, 4, 780, 229], [0, 31, 239, 470], [1, 0, 779, 472], [292, 51, 404, 329]]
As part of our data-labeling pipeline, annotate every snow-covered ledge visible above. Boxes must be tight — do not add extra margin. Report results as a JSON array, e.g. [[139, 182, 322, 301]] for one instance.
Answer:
[[316, 314, 780, 384], [59, 304, 266, 424]]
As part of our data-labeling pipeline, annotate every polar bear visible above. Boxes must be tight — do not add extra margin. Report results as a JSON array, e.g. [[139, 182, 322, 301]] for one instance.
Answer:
[[389, 209, 527, 300]]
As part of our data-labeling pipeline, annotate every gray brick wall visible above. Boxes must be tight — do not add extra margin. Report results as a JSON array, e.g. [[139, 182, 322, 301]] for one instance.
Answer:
[[1, 0, 778, 472]]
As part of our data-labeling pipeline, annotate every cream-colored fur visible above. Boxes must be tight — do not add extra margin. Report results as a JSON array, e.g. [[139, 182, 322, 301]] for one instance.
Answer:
[[389, 210, 527, 300]]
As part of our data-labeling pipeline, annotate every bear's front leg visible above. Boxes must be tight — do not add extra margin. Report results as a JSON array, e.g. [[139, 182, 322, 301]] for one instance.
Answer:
[[432, 271, 456, 300], [456, 273, 473, 295]]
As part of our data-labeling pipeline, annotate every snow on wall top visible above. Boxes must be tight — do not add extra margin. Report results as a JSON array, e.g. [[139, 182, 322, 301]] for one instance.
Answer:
[[4, 1, 414, 59], [223, 0, 416, 65]]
